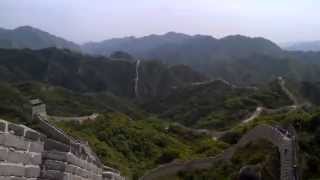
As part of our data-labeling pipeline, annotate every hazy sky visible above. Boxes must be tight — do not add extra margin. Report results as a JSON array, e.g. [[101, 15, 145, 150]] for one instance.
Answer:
[[1, 0, 319, 44]]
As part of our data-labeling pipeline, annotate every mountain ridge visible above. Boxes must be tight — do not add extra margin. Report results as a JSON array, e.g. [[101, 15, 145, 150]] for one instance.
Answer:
[[0, 26, 81, 51]]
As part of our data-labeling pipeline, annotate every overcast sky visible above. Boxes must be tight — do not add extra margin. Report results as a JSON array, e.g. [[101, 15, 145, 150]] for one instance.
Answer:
[[0, 0, 319, 44]]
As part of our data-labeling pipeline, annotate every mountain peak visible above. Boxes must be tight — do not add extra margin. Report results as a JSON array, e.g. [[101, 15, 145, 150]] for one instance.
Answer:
[[0, 26, 81, 51], [14, 25, 39, 32]]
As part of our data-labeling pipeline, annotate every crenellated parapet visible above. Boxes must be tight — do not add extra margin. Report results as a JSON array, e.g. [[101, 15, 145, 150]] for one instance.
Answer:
[[0, 118, 44, 179], [35, 114, 105, 180], [0, 99, 124, 180]]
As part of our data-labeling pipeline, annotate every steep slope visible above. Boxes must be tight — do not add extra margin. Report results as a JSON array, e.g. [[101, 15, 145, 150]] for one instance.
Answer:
[[0, 48, 208, 98], [143, 79, 292, 130], [0, 26, 81, 51], [145, 35, 282, 66], [83, 33, 282, 58], [137, 61, 208, 98], [200, 54, 320, 85], [0, 82, 144, 123], [82, 32, 191, 55]]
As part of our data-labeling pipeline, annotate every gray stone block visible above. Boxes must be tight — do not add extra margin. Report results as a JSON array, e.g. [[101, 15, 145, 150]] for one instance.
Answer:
[[0, 164, 25, 177], [29, 141, 44, 153], [70, 175, 82, 180], [66, 153, 77, 165], [0, 122, 6, 132], [8, 123, 25, 137], [0, 148, 8, 161], [3, 134, 27, 150], [25, 166, 41, 178], [0, 134, 6, 145], [43, 151, 68, 162], [70, 142, 81, 156], [24, 153, 42, 165], [25, 130, 41, 141], [74, 167, 82, 177], [43, 160, 67, 171], [41, 170, 69, 180], [0, 177, 11, 180], [66, 164, 77, 174], [38, 121, 70, 144], [44, 138, 69, 152], [8, 177, 27, 180], [7, 150, 26, 164]]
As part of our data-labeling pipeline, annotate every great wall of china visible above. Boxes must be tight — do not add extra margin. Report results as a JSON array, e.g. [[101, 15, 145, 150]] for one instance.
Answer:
[[140, 124, 299, 180], [140, 77, 301, 180], [0, 99, 124, 180], [0, 77, 301, 180]]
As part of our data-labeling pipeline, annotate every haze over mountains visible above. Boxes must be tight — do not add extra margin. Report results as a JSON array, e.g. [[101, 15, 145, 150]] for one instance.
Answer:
[[283, 41, 320, 52], [3, 25, 320, 179], [1, 25, 320, 87]]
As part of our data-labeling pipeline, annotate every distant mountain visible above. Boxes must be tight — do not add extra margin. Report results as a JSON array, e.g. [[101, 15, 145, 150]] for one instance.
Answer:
[[0, 48, 207, 98], [0, 26, 81, 51], [82, 33, 284, 79], [284, 41, 320, 52], [82, 32, 282, 59], [82, 32, 191, 55]]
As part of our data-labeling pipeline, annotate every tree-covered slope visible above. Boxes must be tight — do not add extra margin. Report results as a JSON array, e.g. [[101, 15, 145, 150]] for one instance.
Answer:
[[0, 48, 210, 98], [143, 79, 292, 130]]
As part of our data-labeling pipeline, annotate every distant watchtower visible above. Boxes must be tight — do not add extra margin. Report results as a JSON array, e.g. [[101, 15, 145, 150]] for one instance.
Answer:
[[30, 99, 47, 118]]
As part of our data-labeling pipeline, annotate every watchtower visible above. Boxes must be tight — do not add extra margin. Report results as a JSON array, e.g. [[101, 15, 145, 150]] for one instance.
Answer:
[[30, 98, 47, 118]]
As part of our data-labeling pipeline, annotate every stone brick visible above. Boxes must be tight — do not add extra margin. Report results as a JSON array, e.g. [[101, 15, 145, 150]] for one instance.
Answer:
[[44, 138, 69, 152], [74, 167, 82, 177], [41, 170, 69, 180], [3, 134, 27, 150], [24, 153, 42, 165], [8, 177, 27, 180], [66, 164, 77, 174], [0, 177, 11, 180], [43, 160, 67, 171], [38, 121, 70, 144], [0, 121, 6, 132], [8, 123, 25, 137], [43, 151, 68, 162], [0, 148, 8, 161], [7, 150, 26, 164], [25, 166, 41, 178], [25, 130, 41, 141], [29, 141, 44, 153], [0, 164, 25, 177], [66, 153, 77, 165]]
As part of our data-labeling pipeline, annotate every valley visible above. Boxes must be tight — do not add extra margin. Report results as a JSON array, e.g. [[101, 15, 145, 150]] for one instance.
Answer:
[[1, 26, 320, 180]]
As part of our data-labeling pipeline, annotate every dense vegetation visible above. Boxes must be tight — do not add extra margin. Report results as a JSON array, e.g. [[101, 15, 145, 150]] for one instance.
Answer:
[[56, 113, 227, 178], [152, 106, 320, 180], [0, 48, 209, 98], [0, 82, 227, 179], [143, 80, 292, 130], [2, 44, 320, 179]]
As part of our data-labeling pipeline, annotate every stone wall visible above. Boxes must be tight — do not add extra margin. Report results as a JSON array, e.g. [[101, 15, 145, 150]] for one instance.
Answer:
[[29, 99, 124, 180], [0, 115, 124, 180], [0, 119, 44, 179], [36, 114, 104, 180], [140, 124, 296, 180]]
